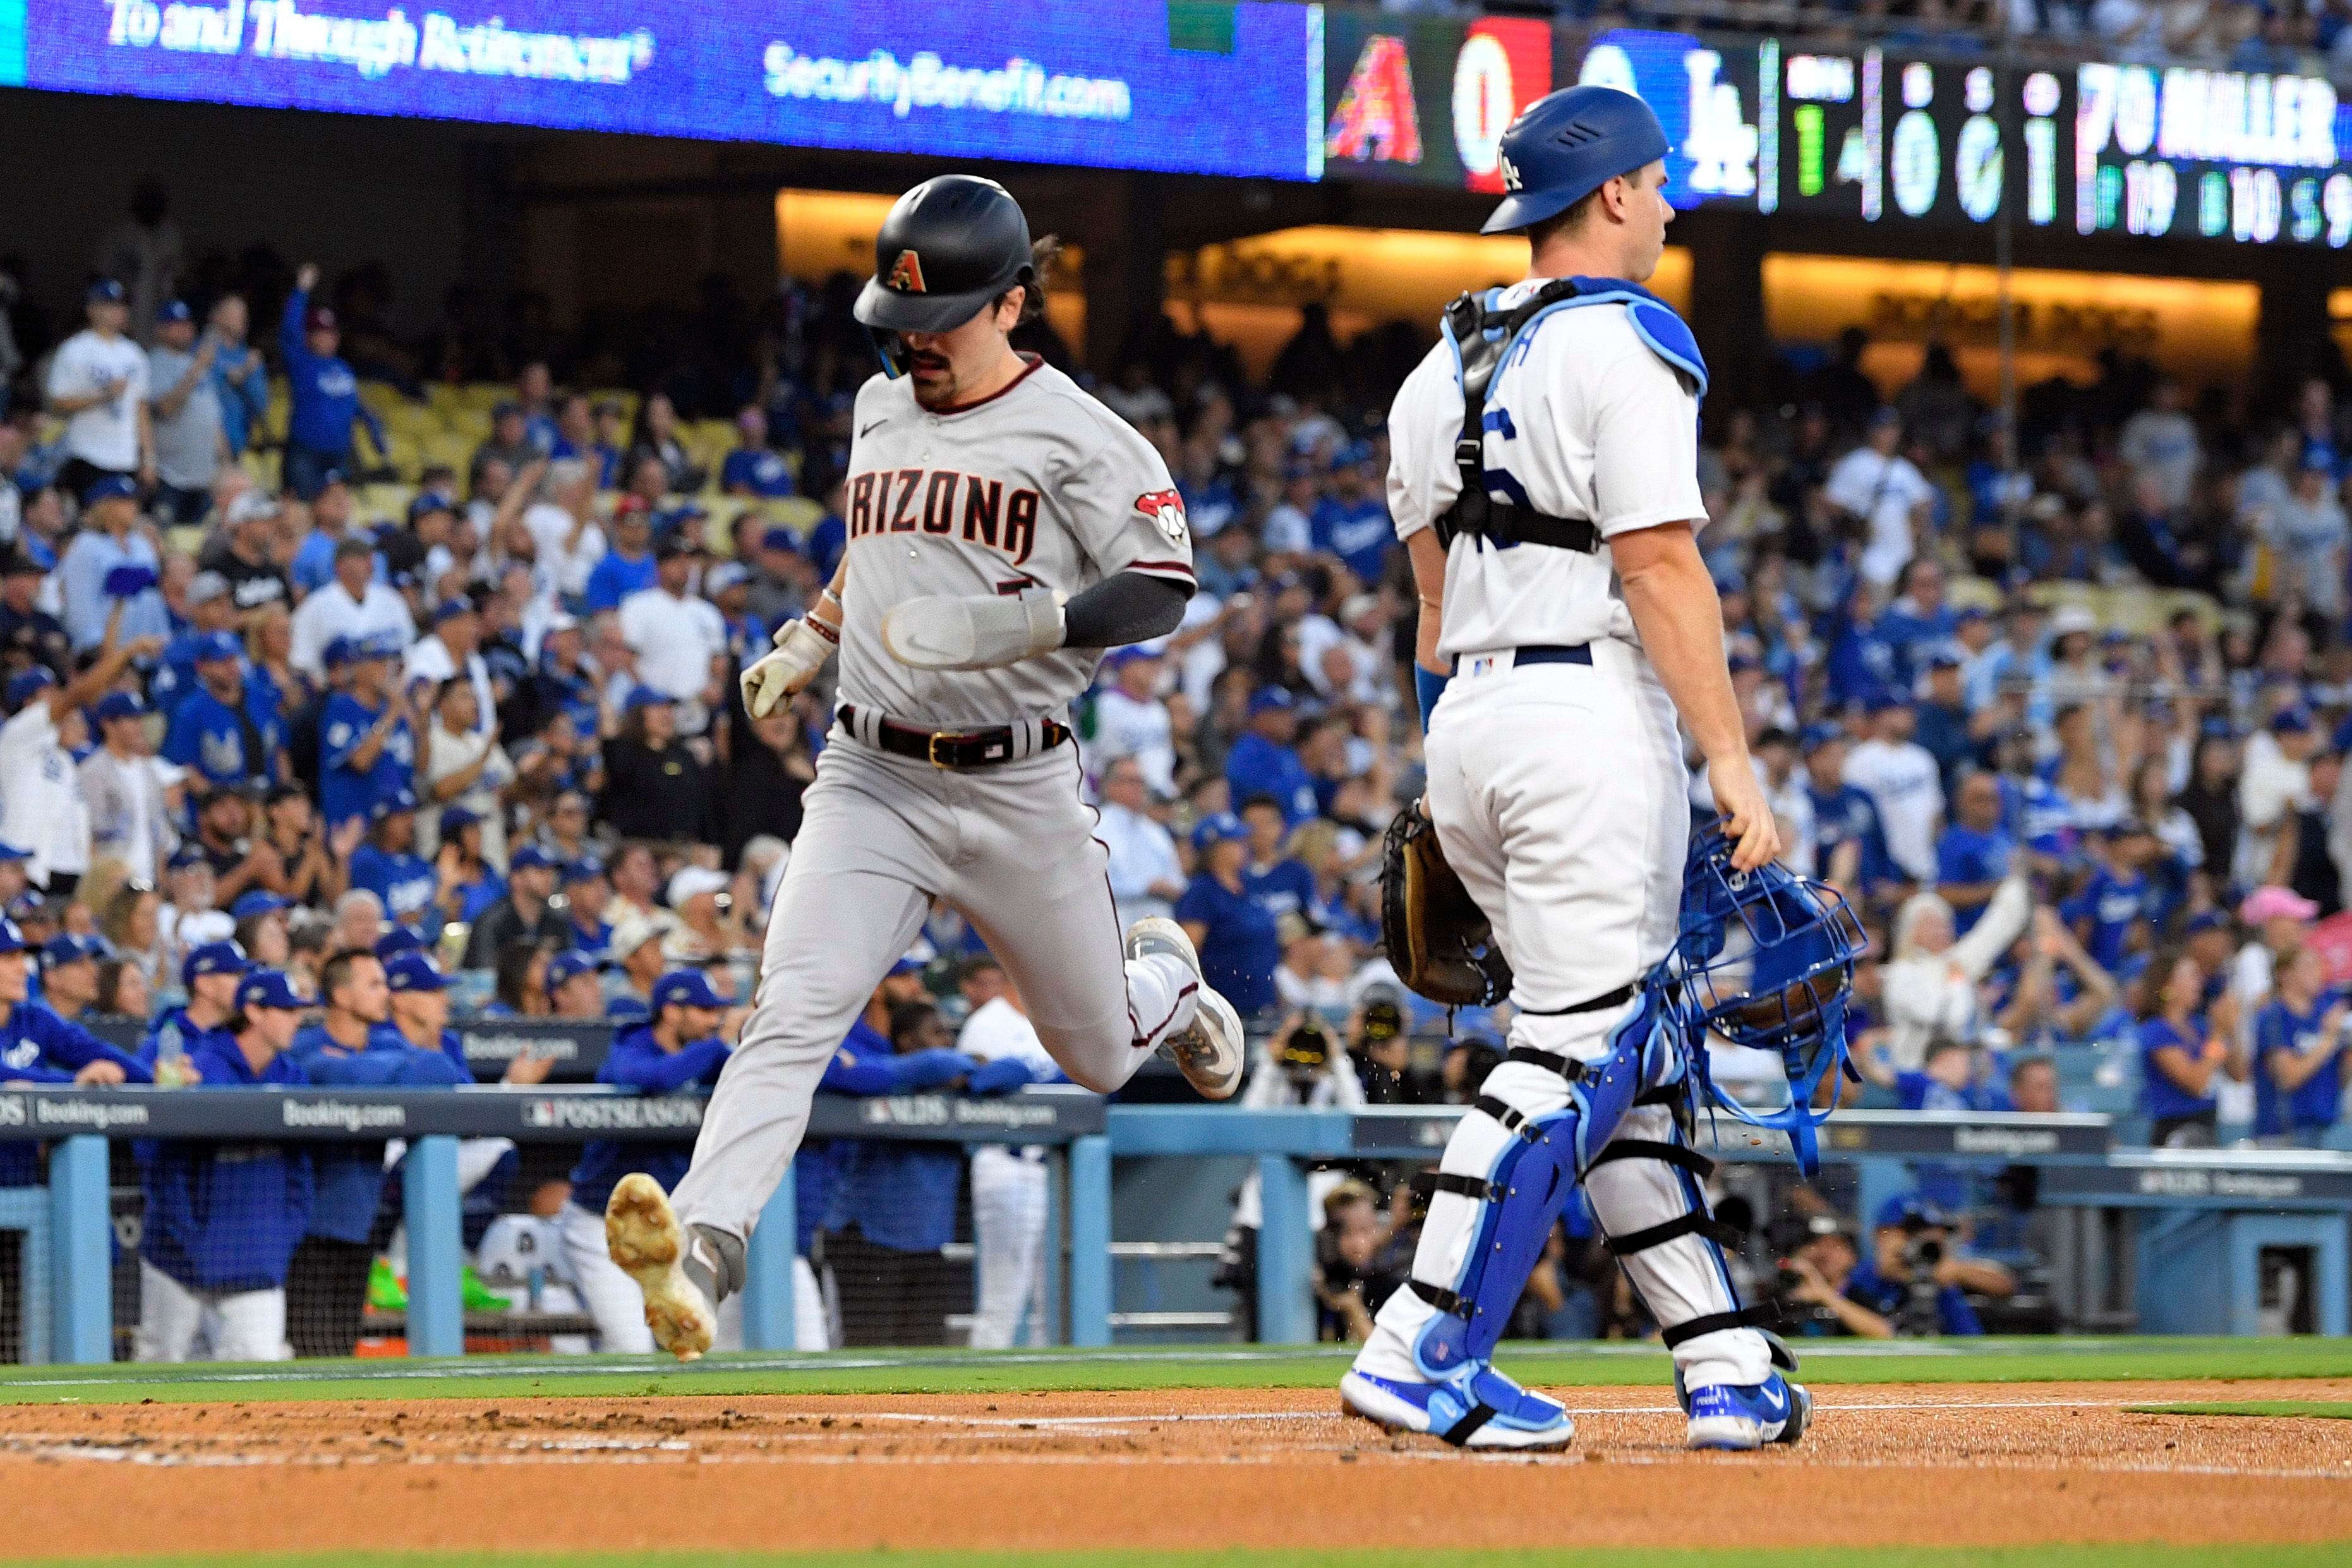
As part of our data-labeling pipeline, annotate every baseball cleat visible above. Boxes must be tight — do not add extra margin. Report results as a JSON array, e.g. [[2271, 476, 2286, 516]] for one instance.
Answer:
[[1125, 915, 1243, 1100], [604, 1173, 716, 1362], [1684, 1373, 1810, 1450], [1340, 1365, 1574, 1450]]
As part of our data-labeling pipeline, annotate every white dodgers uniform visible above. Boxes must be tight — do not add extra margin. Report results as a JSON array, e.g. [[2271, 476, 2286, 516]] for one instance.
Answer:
[[668, 357, 1205, 1245], [958, 996, 1063, 1349], [1354, 279, 1773, 1396]]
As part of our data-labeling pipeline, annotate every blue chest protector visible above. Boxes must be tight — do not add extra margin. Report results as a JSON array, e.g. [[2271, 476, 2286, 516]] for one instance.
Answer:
[[1435, 275, 1708, 553]]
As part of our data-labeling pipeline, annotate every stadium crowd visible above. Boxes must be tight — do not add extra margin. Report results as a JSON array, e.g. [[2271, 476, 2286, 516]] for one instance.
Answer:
[[2, 208, 2351, 1355]]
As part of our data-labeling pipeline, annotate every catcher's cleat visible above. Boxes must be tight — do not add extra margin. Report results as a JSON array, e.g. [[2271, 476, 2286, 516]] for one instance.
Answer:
[[1340, 1365, 1574, 1450], [604, 1173, 716, 1362], [1125, 915, 1244, 1100], [1684, 1374, 1810, 1451]]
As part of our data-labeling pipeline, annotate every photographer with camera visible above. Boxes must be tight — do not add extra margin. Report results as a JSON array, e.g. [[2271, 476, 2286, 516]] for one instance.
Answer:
[[1349, 991, 1418, 1104], [1832, 1195, 2015, 1337], [1774, 1217, 1895, 1339], [1215, 1010, 1368, 1335]]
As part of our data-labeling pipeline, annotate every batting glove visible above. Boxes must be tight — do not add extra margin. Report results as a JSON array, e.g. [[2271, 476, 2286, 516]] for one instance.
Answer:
[[740, 610, 838, 718], [881, 586, 1065, 672]]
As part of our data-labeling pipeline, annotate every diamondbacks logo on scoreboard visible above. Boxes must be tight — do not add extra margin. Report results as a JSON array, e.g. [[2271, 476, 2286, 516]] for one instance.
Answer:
[[887, 249, 927, 293]]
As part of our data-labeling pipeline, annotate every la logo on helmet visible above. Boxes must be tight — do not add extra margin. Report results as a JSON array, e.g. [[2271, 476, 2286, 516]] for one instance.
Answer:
[[887, 250, 927, 294], [1499, 154, 1522, 191]]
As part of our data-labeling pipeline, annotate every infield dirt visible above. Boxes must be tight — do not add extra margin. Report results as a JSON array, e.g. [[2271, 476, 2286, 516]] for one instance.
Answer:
[[4, 1378, 2349, 1558]]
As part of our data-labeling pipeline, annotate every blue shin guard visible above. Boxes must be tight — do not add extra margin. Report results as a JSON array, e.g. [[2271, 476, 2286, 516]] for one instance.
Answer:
[[1406, 989, 1667, 1380]]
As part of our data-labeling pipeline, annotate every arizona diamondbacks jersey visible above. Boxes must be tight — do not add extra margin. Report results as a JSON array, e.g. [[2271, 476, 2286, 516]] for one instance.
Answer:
[[1387, 279, 1707, 660], [838, 357, 1195, 727]]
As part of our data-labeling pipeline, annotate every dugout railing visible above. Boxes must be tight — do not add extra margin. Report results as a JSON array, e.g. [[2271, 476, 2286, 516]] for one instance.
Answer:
[[3, 1094, 2348, 1361]]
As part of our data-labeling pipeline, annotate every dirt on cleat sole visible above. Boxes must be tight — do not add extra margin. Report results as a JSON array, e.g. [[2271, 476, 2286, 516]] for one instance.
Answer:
[[603, 1173, 715, 1363]]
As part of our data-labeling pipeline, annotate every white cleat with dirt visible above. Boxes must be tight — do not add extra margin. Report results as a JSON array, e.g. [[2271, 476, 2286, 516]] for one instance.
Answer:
[[1125, 915, 1245, 1100], [604, 1172, 717, 1362]]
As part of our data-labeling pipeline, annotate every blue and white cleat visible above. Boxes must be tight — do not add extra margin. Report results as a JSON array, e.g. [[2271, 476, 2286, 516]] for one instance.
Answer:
[[1340, 1364, 1575, 1450], [1684, 1373, 1811, 1451]]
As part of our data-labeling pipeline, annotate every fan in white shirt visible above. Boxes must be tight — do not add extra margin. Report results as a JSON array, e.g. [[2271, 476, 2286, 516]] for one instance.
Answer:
[[1088, 649, 1177, 797], [1094, 758, 1185, 931], [617, 540, 728, 714], [1841, 697, 1945, 883], [1823, 411, 1939, 588], [0, 610, 161, 888], [401, 600, 497, 735], [290, 538, 415, 677], [520, 461, 608, 601]]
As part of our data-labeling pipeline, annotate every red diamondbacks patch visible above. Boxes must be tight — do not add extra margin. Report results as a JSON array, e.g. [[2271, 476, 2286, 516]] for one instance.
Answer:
[[887, 249, 927, 293], [1135, 488, 1188, 544]]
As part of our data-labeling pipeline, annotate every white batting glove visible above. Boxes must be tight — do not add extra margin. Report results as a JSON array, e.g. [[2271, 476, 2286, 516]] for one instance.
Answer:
[[881, 586, 1065, 672], [740, 612, 838, 718]]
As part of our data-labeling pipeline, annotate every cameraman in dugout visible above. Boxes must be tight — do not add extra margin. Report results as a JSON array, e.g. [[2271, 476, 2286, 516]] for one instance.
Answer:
[[1778, 1197, 2013, 1337]]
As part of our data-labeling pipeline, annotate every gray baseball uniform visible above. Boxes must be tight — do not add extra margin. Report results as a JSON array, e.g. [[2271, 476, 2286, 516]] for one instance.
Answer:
[[668, 356, 1204, 1245]]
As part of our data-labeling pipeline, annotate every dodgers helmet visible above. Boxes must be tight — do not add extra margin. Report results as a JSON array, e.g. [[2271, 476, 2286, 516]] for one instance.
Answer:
[[1482, 85, 1670, 235], [1660, 820, 1867, 1174]]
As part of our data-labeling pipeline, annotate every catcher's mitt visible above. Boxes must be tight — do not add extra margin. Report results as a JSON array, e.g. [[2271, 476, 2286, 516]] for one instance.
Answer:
[[1379, 803, 1512, 1008]]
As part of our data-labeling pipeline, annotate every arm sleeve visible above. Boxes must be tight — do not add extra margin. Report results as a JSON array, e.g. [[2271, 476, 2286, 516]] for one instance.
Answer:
[[827, 1047, 976, 1093], [1588, 344, 1708, 538], [965, 1057, 1036, 1095], [280, 290, 310, 370], [1057, 425, 1195, 589], [1061, 572, 1190, 649], [1951, 876, 2033, 979]]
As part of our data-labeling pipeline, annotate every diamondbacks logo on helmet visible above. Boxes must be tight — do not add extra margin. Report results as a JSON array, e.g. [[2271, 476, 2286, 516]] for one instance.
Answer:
[[886, 249, 927, 294], [1134, 488, 1188, 544]]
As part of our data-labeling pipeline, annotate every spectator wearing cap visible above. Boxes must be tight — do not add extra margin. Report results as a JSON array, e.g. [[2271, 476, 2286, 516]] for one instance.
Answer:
[[39, 933, 106, 1022], [599, 687, 716, 843], [704, 560, 767, 666], [558, 856, 614, 958], [58, 473, 169, 653], [290, 534, 413, 679], [1838, 1196, 2011, 1337], [1825, 407, 1938, 589], [1226, 687, 1318, 826], [288, 469, 371, 597], [746, 524, 812, 632], [1, 618, 157, 891], [1823, 585, 1898, 712], [1096, 756, 1184, 932], [388, 949, 553, 1089], [183, 784, 265, 908], [133, 967, 313, 1365], [1262, 459, 1320, 557], [318, 636, 416, 830], [1912, 649, 1975, 793], [1091, 648, 1178, 799], [1177, 812, 1281, 1020], [663, 863, 749, 964], [196, 489, 293, 618], [286, 947, 467, 1355], [583, 496, 657, 614], [2250, 449, 2348, 617], [279, 262, 386, 501], [80, 690, 177, 883], [2249, 943, 2350, 1149], [143, 298, 227, 524], [474, 400, 538, 481], [0, 550, 69, 681], [545, 949, 605, 1019], [1308, 441, 1391, 586], [2238, 706, 2317, 889], [602, 910, 675, 1020], [151, 568, 241, 718], [0, 921, 143, 1119], [231, 888, 296, 968], [138, 939, 248, 1077], [721, 404, 795, 499], [349, 788, 435, 933], [561, 967, 735, 1352], [44, 279, 152, 500], [1842, 692, 1943, 884], [1878, 558, 1960, 690], [162, 628, 285, 790], [403, 594, 495, 735], [618, 533, 727, 718], [0, 843, 32, 915], [203, 294, 270, 461], [462, 844, 564, 969]]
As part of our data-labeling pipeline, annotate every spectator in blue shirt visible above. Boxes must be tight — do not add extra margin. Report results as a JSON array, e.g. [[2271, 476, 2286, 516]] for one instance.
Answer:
[[150, 570, 241, 718], [0, 914, 152, 1181], [2253, 945, 2350, 1148], [56, 474, 168, 652], [284, 947, 467, 1355], [1238, 793, 1320, 929], [1802, 725, 1898, 900], [2138, 950, 2236, 1147], [134, 967, 315, 1363], [2064, 820, 2164, 974], [564, 968, 733, 1353], [1912, 652, 1976, 790], [1934, 771, 2014, 936], [203, 294, 271, 459], [162, 629, 284, 788], [280, 263, 385, 500], [318, 637, 415, 831], [1878, 556, 1960, 686], [1177, 812, 1281, 1020], [804, 476, 847, 581], [1824, 593, 1898, 711], [1308, 442, 1391, 584], [1838, 1196, 2013, 1337], [584, 497, 656, 613], [1225, 687, 1318, 826], [720, 404, 795, 499], [349, 788, 437, 934]]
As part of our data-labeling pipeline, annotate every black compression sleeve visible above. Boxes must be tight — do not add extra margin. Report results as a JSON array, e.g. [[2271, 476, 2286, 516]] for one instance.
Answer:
[[1060, 571, 1191, 649]]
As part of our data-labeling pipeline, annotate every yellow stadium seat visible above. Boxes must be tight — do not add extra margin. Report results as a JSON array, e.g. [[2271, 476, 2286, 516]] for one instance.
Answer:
[[772, 496, 824, 532]]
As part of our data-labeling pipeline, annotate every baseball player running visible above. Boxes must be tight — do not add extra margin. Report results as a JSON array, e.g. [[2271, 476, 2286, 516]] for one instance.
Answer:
[[1338, 87, 1806, 1451], [606, 175, 1243, 1359]]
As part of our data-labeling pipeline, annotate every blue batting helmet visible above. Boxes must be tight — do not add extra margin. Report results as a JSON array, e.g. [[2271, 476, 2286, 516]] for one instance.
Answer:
[[1660, 821, 1867, 1174], [1481, 85, 1670, 235]]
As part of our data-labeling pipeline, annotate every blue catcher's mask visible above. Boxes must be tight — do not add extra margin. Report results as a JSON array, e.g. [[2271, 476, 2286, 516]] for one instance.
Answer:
[[1661, 821, 1867, 1174]]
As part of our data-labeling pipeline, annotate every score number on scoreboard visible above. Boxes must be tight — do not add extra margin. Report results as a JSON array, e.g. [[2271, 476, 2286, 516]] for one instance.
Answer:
[[2075, 63, 2352, 247]]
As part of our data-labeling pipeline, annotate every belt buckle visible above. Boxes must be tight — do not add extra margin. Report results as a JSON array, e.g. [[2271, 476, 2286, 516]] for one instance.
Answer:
[[926, 731, 954, 768]]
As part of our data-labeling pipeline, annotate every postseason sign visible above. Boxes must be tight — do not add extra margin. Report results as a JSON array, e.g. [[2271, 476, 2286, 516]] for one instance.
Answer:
[[14, 0, 1322, 181]]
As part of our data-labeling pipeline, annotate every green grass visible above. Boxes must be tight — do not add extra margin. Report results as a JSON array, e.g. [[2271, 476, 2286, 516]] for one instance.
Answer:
[[25, 1548, 2352, 1568], [0, 1336, 2344, 1406], [2129, 1399, 2352, 1420]]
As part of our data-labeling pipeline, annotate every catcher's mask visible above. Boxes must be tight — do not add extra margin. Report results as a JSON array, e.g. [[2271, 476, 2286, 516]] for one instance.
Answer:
[[1660, 820, 1866, 1174]]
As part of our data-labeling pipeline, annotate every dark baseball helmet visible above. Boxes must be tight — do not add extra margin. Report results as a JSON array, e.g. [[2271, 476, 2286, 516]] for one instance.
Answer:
[[1481, 85, 1669, 234], [853, 175, 1034, 337]]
